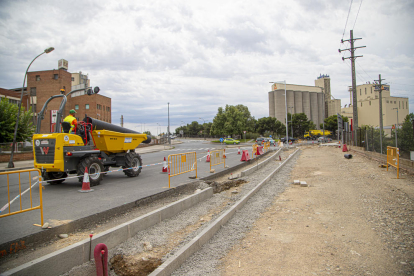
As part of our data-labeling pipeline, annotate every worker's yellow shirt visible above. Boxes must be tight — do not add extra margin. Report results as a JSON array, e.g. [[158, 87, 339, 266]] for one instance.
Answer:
[[63, 115, 77, 132]]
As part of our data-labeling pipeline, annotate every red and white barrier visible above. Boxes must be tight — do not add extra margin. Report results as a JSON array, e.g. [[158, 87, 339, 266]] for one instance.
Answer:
[[162, 157, 168, 173], [206, 150, 210, 162]]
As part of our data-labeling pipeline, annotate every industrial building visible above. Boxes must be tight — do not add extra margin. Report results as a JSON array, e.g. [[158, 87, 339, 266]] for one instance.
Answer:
[[268, 75, 341, 129], [0, 59, 111, 134], [341, 83, 409, 132]]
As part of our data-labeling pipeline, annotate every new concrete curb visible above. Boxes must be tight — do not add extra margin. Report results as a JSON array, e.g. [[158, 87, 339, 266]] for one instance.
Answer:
[[1, 188, 214, 276], [241, 148, 282, 177], [149, 148, 301, 276]]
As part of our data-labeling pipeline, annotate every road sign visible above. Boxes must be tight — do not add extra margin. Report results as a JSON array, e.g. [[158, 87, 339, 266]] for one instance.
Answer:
[[219, 138, 224, 143], [269, 135, 272, 138], [243, 131, 246, 134]]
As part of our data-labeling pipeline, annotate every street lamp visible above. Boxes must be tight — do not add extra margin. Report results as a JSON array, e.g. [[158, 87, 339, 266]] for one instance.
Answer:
[[269, 80, 288, 145], [393, 108, 399, 148], [199, 117, 206, 140], [8, 47, 54, 168]]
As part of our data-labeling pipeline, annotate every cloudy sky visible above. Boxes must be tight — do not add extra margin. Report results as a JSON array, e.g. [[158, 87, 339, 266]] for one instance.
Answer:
[[1, 0, 413, 134]]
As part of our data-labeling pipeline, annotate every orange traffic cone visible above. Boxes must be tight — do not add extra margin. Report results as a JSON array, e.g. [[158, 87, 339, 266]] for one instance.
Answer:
[[162, 157, 168, 173], [206, 150, 210, 162], [79, 167, 94, 193]]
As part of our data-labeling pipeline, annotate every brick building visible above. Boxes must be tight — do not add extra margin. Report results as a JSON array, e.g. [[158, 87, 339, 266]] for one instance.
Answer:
[[0, 60, 112, 135]]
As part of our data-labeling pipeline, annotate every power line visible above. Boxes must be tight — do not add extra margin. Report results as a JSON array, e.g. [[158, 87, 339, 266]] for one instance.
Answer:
[[342, 0, 354, 41], [356, 60, 373, 80], [352, 0, 363, 29]]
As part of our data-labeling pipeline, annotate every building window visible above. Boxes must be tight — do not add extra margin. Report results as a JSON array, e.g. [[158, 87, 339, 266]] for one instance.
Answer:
[[371, 87, 373, 93], [399, 101, 401, 108], [71, 77, 75, 81], [36, 75, 40, 81], [360, 89, 361, 95], [407, 102, 408, 109], [369, 101, 371, 105], [361, 102, 363, 107], [8, 99, 19, 105], [30, 87, 36, 96], [75, 104, 79, 110], [97, 104, 101, 110], [386, 100, 389, 103], [365, 88, 367, 95], [394, 101, 396, 104], [54, 74, 58, 80], [85, 104, 89, 110]]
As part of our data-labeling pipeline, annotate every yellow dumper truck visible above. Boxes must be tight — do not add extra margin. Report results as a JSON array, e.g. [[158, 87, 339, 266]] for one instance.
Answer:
[[32, 87, 150, 186], [304, 130, 332, 140]]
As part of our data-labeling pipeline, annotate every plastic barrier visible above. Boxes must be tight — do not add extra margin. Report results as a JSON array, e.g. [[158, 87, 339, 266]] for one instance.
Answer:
[[387, 146, 399, 179], [342, 144, 348, 152], [0, 169, 44, 226], [252, 144, 258, 157], [256, 146, 264, 156], [168, 152, 197, 188], [210, 149, 226, 171], [241, 150, 251, 161]]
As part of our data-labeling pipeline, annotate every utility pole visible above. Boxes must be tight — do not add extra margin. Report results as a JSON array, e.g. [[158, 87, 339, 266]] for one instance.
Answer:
[[339, 30, 365, 145], [374, 74, 386, 154]]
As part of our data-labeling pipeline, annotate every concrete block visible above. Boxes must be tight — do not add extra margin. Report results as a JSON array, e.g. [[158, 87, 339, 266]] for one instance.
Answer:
[[300, 181, 308, 187], [293, 180, 300, 185]]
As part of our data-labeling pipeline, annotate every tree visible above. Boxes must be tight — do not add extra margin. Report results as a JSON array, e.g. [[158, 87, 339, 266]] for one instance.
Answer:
[[210, 104, 254, 137], [398, 113, 414, 154], [256, 117, 285, 137], [0, 98, 34, 143], [322, 115, 349, 133], [290, 113, 315, 137], [143, 130, 151, 136]]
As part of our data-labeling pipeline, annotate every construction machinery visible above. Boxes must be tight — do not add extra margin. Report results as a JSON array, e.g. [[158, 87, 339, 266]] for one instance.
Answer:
[[32, 87, 151, 186], [304, 130, 332, 140]]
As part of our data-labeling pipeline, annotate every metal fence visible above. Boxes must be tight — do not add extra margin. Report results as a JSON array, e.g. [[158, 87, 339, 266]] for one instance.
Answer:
[[0, 142, 33, 154]]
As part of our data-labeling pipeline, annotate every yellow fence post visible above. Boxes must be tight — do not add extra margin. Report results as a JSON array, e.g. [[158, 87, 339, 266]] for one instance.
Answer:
[[168, 152, 197, 188], [210, 149, 225, 170], [0, 169, 44, 226], [386, 146, 400, 179]]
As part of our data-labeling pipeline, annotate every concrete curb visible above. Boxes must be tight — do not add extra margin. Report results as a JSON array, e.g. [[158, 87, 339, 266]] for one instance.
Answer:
[[1, 188, 214, 276], [149, 148, 301, 276], [241, 148, 282, 177]]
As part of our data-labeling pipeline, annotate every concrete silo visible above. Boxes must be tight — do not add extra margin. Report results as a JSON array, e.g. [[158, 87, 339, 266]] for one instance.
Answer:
[[286, 90, 295, 115], [302, 91, 311, 121], [310, 92, 319, 127], [274, 90, 286, 124], [317, 92, 324, 127], [294, 91, 303, 114]]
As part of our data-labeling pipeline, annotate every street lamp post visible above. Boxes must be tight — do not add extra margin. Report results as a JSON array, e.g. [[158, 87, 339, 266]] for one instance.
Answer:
[[269, 80, 288, 145], [8, 47, 54, 168], [199, 117, 206, 140], [393, 108, 399, 148]]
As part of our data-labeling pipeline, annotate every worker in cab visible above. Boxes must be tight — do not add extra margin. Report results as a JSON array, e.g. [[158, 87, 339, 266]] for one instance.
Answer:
[[63, 109, 78, 133]]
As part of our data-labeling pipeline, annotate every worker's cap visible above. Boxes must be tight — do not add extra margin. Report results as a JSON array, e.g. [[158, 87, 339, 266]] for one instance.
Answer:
[[69, 109, 76, 114]]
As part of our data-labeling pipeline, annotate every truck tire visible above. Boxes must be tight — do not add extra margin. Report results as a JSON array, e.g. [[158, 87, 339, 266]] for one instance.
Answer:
[[77, 156, 104, 186], [43, 172, 68, 185], [123, 152, 142, 177]]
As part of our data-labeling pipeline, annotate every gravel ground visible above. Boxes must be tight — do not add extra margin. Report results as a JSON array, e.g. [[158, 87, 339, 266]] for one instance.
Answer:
[[62, 149, 295, 275], [171, 152, 297, 275]]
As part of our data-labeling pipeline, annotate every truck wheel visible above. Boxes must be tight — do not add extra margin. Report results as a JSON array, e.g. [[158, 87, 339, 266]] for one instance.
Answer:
[[77, 157, 104, 186], [123, 152, 142, 177], [44, 172, 68, 185]]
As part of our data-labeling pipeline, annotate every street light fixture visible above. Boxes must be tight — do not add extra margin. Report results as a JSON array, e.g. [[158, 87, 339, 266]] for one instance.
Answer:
[[8, 47, 54, 168], [392, 108, 399, 148], [269, 80, 288, 145]]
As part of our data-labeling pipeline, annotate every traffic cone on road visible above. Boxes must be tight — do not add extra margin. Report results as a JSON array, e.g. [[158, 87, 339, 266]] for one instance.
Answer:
[[206, 150, 210, 162], [162, 157, 168, 173], [238, 147, 241, 155], [79, 167, 94, 193]]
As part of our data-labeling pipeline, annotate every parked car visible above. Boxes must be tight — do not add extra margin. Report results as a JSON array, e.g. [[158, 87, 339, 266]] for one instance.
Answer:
[[280, 136, 297, 143], [268, 139, 276, 145], [223, 138, 240, 145], [256, 137, 265, 145], [318, 136, 332, 143]]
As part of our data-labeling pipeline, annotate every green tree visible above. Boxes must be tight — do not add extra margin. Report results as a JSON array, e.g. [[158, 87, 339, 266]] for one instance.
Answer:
[[398, 113, 414, 154], [0, 98, 34, 143], [256, 117, 285, 137], [210, 104, 254, 137], [290, 113, 315, 137], [143, 130, 151, 136], [188, 121, 202, 136], [322, 115, 349, 133]]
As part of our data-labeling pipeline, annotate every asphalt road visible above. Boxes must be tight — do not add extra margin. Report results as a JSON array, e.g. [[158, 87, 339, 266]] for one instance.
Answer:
[[0, 140, 255, 244]]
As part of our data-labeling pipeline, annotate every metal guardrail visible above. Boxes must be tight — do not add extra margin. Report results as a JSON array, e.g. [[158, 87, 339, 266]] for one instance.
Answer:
[[168, 152, 197, 188], [387, 146, 400, 179], [210, 149, 225, 171], [0, 169, 44, 226]]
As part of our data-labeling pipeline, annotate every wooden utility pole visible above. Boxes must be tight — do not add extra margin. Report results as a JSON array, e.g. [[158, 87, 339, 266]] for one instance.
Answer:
[[339, 30, 365, 145]]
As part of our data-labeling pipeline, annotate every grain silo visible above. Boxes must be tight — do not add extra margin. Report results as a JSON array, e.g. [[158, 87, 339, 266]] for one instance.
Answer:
[[302, 91, 311, 120], [317, 93, 324, 127], [310, 92, 319, 125], [294, 91, 303, 114]]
